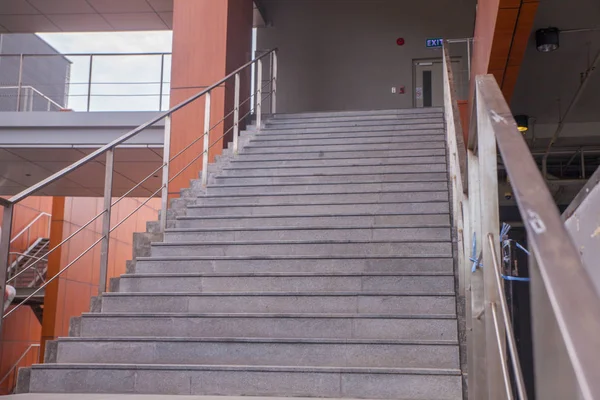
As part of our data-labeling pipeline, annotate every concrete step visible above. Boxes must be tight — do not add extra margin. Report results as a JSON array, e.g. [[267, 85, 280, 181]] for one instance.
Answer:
[[53, 337, 459, 369], [185, 202, 449, 217], [150, 240, 453, 258], [118, 272, 455, 294], [76, 313, 458, 341], [256, 129, 444, 140], [264, 118, 443, 130], [244, 135, 444, 150], [101, 292, 457, 315], [254, 131, 444, 144], [26, 364, 462, 398], [225, 153, 446, 169], [176, 213, 451, 229], [195, 190, 449, 206], [133, 256, 454, 274], [267, 113, 442, 125], [241, 141, 445, 154], [204, 181, 448, 196], [219, 163, 447, 176], [210, 172, 447, 186], [233, 147, 446, 162], [251, 125, 445, 136], [271, 108, 443, 119], [165, 226, 451, 242]]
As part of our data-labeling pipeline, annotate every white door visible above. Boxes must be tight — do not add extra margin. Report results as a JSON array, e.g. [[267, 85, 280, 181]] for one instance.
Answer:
[[414, 58, 462, 108]]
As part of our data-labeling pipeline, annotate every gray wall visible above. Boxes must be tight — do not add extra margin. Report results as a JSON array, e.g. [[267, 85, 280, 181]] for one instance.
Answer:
[[0, 34, 70, 111], [257, 0, 475, 113]]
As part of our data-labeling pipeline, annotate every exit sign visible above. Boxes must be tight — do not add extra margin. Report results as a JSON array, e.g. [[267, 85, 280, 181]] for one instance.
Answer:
[[426, 38, 443, 48]]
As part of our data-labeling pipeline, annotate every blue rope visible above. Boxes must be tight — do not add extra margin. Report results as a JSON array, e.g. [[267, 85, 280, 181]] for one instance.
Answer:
[[470, 223, 531, 282]]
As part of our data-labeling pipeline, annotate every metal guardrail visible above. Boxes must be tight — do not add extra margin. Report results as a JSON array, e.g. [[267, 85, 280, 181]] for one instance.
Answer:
[[0, 343, 40, 394], [443, 42, 600, 399], [0, 49, 278, 336], [0, 86, 65, 111], [0, 52, 172, 112]]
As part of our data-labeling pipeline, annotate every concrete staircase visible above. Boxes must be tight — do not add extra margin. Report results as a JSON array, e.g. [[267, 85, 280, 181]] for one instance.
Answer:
[[19, 109, 462, 399]]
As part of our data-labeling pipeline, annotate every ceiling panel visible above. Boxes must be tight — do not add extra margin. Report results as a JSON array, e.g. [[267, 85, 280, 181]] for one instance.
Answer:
[[87, 0, 154, 13], [103, 12, 167, 31], [0, 14, 58, 32], [27, 0, 96, 14], [47, 13, 113, 31], [0, 1, 40, 15], [147, 0, 173, 12]]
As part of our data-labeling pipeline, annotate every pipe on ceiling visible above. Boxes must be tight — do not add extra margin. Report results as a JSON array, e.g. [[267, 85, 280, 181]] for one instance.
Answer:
[[542, 49, 600, 178]]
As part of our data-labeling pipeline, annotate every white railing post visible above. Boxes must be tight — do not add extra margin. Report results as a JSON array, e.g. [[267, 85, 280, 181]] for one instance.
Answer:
[[233, 73, 241, 154], [160, 116, 171, 232], [256, 59, 263, 130], [201, 91, 211, 186], [98, 148, 114, 293], [271, 50, 278, 115]]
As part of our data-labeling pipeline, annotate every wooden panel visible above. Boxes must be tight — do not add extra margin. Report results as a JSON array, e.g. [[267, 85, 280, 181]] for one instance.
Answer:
[[507, 2, 539, 66], [488, 8, 519, 71], [501, 65, 521, 101], [168, 0, 253, 198]]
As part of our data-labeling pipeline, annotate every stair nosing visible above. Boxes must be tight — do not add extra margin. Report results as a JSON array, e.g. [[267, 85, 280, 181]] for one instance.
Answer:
[[187, 200, 449, 209], [136, 255, 454, 261], [102, 291, 456, 297], [120, 271, 455, 278], [195, 190, 449, 198], [81, 312, 458, 320], [150, 239, 452, 246], [31, 363, 462, 376], [204, 180, 448, 188], [56, 337, 459, 346], [166, 225, 451, 232]]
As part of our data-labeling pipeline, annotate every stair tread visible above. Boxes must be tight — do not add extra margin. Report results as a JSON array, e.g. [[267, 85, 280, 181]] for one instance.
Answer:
[[83, 313, 457, 319], [121, 272, 454, 277], [32, 363, 460, 376], [57, 337, 458, 345], [103, 291, 457, 297]]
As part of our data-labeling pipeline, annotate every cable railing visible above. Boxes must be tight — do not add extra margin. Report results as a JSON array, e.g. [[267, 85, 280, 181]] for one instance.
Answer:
[[443, 42, 600, 400], [0, 49, 278, 334], [0, 344, 40, 394], [0, 52, 172, 112]]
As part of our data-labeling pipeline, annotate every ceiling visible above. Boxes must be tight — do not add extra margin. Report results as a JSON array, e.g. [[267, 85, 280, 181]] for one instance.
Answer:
[[511, 0, 600, 125], [0, 147, 163, 197], [0, 0, 173, 32], [0, 0, 267, 32]]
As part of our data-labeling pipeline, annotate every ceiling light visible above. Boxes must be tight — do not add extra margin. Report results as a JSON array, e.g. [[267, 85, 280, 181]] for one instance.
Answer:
[[536, 28, 559, 52], [514, 115, 529, 133]]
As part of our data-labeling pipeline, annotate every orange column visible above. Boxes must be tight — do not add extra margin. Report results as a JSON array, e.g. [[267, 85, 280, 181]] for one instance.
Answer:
[[168, 0, 253, 197], [39, 196, 65, 361]]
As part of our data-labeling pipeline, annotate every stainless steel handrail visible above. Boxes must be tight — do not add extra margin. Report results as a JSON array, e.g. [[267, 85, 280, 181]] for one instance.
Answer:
[[0, 344, 40, 393], [10, 212, 51, 244], [0, 49, 278, 338]]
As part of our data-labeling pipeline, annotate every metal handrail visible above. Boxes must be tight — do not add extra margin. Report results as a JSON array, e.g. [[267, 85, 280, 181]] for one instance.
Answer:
[[487, 234, 528, 400], [10, 212, 51, 244], [0, 86, 65, 111], [0, 344, 40, 393], [0, 49, 278, 335], [443, 41, 600, 399]]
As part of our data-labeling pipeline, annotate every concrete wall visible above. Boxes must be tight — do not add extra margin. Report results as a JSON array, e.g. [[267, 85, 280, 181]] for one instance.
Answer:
[[0, 34, 70, 111], [257, 0, 475, 113]]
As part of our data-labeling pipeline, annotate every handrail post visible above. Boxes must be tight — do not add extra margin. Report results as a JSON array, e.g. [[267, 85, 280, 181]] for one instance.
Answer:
[[271, 50, 277, 115], [159, 54, 165, 111], [0, 204, 14, 333], [256, 58, 263, 130], [201, 91, 211, 186], [16, 54, 24, 112], [233, 73, 241, 154], [476, 84, 504, 399], [86, 55, 94, 112], [160, 116, 171, 232], [98, 148, 114, 293]]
